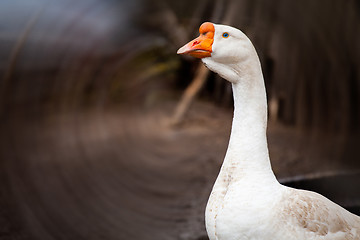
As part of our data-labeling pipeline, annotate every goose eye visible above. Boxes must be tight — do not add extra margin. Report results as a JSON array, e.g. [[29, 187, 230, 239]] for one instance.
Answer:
[[222, 32, 229, 38]]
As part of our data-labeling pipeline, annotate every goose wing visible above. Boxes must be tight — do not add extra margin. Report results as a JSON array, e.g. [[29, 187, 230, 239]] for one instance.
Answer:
[[278, 188, 360, 239]]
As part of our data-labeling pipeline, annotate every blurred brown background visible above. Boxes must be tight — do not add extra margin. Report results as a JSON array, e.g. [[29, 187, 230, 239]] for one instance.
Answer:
[[0, 0, 359, 239]]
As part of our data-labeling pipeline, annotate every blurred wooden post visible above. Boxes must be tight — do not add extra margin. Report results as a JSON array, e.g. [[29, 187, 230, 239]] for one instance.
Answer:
[[171, 64, 209, 125]]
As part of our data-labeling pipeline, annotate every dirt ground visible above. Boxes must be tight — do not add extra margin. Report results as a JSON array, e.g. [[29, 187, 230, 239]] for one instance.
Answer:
[[0, 100, 358, 240]]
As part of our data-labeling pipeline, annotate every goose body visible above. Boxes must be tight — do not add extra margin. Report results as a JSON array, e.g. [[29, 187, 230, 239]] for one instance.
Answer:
[[178, 22, 360, 240]]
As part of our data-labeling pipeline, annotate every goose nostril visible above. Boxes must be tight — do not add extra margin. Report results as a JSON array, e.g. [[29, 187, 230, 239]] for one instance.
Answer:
[[192, 41, 199, 46]]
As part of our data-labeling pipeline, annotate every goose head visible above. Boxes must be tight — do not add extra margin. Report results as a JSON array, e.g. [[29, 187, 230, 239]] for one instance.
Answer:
[[178, 22, 256, 84]]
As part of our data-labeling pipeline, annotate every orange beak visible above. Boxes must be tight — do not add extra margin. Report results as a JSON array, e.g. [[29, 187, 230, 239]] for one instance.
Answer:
[[177, 22, 215, 58]]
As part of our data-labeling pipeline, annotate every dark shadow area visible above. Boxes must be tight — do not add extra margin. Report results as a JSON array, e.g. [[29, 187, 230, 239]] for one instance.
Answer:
[[281, 171, 360, 216]]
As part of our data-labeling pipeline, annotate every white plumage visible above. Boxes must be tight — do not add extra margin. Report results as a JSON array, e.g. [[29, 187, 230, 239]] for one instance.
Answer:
[[178, 22, 360, 240]]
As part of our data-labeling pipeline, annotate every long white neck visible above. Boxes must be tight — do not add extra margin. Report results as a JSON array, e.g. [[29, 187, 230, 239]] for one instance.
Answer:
[[209, 52, 278, 185]]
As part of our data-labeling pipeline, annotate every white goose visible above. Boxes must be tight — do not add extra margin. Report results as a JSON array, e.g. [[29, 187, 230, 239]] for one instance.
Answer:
[[178, 22, 360, 240]]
